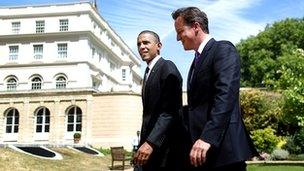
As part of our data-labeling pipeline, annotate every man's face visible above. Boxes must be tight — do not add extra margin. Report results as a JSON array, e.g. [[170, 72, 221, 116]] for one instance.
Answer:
[[174, 16, 196, 50], [137, 33, 161, 64]]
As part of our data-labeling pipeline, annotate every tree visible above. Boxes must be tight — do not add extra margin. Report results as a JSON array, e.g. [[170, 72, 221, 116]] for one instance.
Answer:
[[237, 17, 304, 136], [237, 18, 304, 87], [276, 48, 304, 130]]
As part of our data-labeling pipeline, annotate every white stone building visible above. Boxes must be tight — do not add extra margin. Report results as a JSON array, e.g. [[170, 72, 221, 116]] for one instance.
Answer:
[[0, 2, 143, 150]]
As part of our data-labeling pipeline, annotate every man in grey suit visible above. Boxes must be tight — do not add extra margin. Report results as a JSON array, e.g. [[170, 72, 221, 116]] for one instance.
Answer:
[[133, 30, 188, 171], [172, 7, 258, 171]]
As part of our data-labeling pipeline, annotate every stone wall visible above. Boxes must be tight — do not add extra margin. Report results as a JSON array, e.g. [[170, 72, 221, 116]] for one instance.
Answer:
[[0, 90, 142, 151]]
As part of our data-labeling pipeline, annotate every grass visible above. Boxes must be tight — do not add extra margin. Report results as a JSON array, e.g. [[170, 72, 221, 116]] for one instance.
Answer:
[[1, 146, 303, 171], [0, 147, 117, 171], [248, 164, 304, 171]]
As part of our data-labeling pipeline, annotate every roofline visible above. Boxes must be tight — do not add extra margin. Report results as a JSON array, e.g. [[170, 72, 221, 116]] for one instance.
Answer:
[[0, 1, 92, 9]]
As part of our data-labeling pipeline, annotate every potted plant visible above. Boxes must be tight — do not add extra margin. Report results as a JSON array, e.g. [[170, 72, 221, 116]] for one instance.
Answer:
[[73, 132, 81, 143]]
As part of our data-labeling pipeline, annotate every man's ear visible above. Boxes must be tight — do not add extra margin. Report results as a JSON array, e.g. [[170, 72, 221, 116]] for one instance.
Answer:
[[157, 42, 162, 49]]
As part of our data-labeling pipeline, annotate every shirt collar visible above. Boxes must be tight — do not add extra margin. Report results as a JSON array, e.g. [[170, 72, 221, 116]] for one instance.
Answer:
[[147, 55, 161, 71], [197, 34, 212, 54]]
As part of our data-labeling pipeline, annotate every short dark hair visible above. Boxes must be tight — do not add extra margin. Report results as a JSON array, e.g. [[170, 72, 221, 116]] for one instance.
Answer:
[[172, 7, 209, 34], [138, 30, 161, 43]]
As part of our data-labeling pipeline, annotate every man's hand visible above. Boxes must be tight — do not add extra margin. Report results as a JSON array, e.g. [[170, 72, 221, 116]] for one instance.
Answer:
[[133, 142, 153, 166], [190, 139, 211, 167]]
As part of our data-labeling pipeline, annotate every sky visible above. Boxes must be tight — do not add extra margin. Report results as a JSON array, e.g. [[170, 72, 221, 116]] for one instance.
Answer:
[[1, 0, 303, 89]]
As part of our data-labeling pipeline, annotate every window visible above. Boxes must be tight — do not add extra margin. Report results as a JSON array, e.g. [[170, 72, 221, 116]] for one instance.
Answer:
[[56, 76, 66, 89], [36, 20, 45, 33], [59, 19, 68, 31], [66, 106, 82, 132], [31, 77, 42, 90], [12, 22, 20, 34], [7, 78, 17, 91], [9, 46, 18, 60], [5, 108, 19, 133], [33, 45, 43, 59], [58, 43, 67, 58], [122, 69, 126, 81], [35, 107, 50, 133]]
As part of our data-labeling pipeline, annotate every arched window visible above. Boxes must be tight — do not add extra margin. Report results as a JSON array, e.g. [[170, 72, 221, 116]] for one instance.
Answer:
[[31, 77, 42, 90], [35, 107, 50, 133], [66, 106, 82, 132], [5, 108, 19, 133], [56, 76, 66, 89], [7, 77, 17, 90]]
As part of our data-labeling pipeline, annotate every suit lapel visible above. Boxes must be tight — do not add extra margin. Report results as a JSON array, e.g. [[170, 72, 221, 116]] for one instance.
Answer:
[[143, 58, 164, 108], [191, 39, 216, 84]]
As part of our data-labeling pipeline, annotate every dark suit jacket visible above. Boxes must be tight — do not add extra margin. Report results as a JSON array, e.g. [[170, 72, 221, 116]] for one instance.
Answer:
[[139, 57, 187, 171], [187, 38, 258, 168]]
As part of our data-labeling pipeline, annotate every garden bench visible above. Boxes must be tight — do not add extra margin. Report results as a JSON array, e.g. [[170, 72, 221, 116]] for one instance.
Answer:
[[110, 146, 131, 170]]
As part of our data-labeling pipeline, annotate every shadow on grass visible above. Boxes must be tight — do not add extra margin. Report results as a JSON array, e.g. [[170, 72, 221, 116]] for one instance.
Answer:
[[109, 164, 133, 170]]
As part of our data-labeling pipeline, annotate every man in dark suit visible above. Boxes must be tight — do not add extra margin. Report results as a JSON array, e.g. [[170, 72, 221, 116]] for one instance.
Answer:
[[172, 7, 258, 171], [133, 30, 187, 171]]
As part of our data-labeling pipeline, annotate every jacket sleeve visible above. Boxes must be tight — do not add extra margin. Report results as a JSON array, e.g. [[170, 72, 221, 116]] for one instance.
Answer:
[[146, 63, 182, 148], [200, 41, 240, 147]]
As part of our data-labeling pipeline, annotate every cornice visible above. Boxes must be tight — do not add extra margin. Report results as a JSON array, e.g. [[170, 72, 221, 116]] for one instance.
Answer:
[[0, 87, 97, 98], [0, 2, 141, 65]]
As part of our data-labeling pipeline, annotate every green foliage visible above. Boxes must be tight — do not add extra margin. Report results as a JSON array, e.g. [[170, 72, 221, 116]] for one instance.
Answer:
[[268, 47, 304, 89], [271, 149, 289, 160], [73, 132, 81, 139], [98, 147, 110, 155], [250, 127, 281, 153], [283, 128, 304, 154], [288, 154, 304, 161], [293, 128, 304, 154], [237, 18, 304, 87], [237, 17, 304, 153], [282, 90, 304, 128], [276, 49, 304, 128], [240, 89, 282, 132], [283, 136, 301, 155]]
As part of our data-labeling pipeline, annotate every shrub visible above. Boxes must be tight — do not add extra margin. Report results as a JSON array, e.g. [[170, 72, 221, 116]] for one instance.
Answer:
[[240, 89, 282, 132], [99, 147, 111, 155], [288, 154, 304, 161], [283, 128, 304, 154], [281, 90, 304, 134], [276, 137, 287, 149], [283, 136, 301, 154], [73, 132, 81, 139], [293, 128, 304, 153], [276, 49, 304, 132], [250, 127, 280, 153], [271, 149, 289, 160]]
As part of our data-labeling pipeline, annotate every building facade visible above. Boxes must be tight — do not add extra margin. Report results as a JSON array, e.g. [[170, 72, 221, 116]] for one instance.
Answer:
[[0, 2, 143, 150]]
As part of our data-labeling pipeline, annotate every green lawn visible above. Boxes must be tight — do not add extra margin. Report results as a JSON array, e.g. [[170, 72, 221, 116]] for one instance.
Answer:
[[248, 164, 304, 171], [1, 147, 304, 171], [0, 147, 116, 171]]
